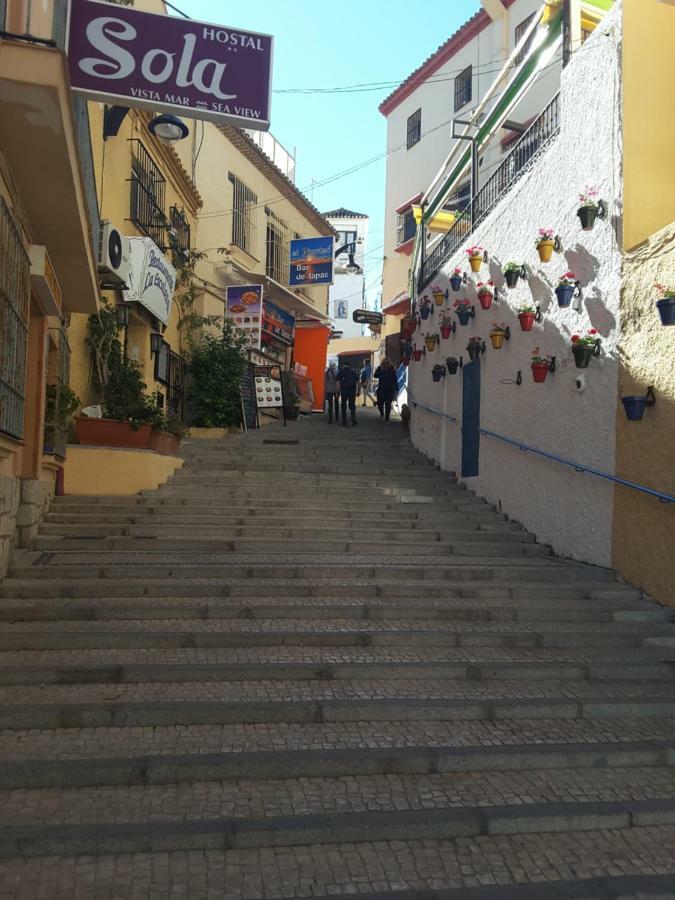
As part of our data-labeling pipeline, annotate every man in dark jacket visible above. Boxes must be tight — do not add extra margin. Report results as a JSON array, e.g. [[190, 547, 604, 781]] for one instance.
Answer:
[[374, 357, 398, 422], [336, 363, 358, 426]]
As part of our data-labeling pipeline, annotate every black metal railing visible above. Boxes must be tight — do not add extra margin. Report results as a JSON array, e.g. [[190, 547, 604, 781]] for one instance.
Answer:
[[130, 140, 167, 247], [170, 206, 190, 255], [0, 196, 29, 441], [419, 93, 560, 290]]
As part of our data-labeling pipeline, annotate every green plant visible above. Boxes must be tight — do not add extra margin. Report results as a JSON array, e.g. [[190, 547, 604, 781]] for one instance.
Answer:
[[87, 301, 120, 391], [531, 346, 552, 365], [571, 329, 600, 347], [166, 416, 186, 438], [655, 283, 675, 299], [189, 322, 248, 428], [504, 261, 522, 273], [490, 322, 507, 333], [172, 249, 223, 347], [45, 384, 80, 425], [517, 304, 537, 314], [103, 353, 162, 428], [557, 271, 577, 288]]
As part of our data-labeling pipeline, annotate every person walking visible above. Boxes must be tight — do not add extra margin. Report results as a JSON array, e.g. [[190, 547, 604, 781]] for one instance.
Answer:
[[336, 362, 358, 427], [324, 362, 340, 424], [359, 361, 372, 407], [374, 357, 398, 422]]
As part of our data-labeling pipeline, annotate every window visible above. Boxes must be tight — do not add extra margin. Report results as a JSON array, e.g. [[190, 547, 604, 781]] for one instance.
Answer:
[[0, 197, 29, 441], [444, 182, 471, 215], [454, 65, 472, 111], [130, 140, 166, 247], [396, 208, 417, 246], [515, 14, 536, 65], [335, 300, 347, 319], [406, 108, 421, 149], [336, 230, 357, 254], [169, 206, 190, 255], [229, 173, 258, 254], [265, 208, 290, 284]]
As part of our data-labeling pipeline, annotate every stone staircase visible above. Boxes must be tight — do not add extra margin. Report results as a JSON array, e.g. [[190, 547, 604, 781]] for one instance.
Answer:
[[0, 409, 674, 898]]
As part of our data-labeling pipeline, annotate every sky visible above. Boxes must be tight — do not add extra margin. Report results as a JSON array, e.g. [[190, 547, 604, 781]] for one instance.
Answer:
[[178, 0, 482, 307]]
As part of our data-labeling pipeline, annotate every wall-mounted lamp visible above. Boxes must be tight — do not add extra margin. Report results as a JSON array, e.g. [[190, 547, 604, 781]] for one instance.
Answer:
[[150, 332, 163, 355], [148, 114, 190, 143]]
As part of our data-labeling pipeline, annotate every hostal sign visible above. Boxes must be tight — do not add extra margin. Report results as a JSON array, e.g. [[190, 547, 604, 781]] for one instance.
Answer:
[[66, 0, 273, 130]]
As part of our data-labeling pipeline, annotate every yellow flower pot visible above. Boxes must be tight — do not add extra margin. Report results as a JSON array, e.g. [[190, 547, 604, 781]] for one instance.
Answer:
[[537, 239, 555, 263], [432, 291, 445, 306], [489, 332, 506, 349], [469, 254, 483, 273], [424, 336, 437, 352]]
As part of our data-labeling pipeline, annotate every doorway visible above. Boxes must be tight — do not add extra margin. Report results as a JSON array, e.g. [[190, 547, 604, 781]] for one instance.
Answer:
[[461, 359, 481, 478]]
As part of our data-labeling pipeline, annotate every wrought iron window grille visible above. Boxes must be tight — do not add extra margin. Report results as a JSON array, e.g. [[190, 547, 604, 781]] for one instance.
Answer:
[[129, 139, 167, 248], [0, 196, 29, 441], [406, 108, 422, 149], [229, 173, 258, 255]]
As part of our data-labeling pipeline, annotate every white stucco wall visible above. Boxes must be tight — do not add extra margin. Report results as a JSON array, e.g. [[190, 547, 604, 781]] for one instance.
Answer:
[[327, 214, 369, 339], [409, 2, 623, 567]]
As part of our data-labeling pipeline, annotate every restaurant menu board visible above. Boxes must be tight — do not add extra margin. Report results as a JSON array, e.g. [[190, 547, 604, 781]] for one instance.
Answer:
[[240, 365, 258, 430], [262, 301, 295, 345], [226, 284, 262, 350], [254, 365, 283, 409]]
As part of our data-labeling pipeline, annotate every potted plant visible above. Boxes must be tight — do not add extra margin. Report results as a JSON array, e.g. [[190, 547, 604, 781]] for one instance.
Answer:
[[466, 244, 485, 273], [446, 356, 460, 375], [412, 346, 423, 362], [424, 334, 438, 352], [577, 185, 600, 231], [450, 267, 464, 291], [402, 314, 417, 339], [655, 283, 675, 326], [466, 336, 484, 361], [517, 305, 538, 332], [454, 298, 474, 326], [476, 280, 495, 310], [44, 384, 80, 455], [489, 323, 509, 349], [503, 262, 522, 289], [570, 329, 601, 368], [432, 363, 446, 382], [419, 295, 432, 320], [535, 228, 556, 263], [432, 284, 446, 306], [439, 311, 454, 339], [555, 272, 581, 308], [531, 347, 553, 383]]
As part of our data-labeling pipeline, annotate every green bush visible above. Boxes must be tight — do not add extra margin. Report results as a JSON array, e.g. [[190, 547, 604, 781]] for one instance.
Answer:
[[189, 325, 248, 428]]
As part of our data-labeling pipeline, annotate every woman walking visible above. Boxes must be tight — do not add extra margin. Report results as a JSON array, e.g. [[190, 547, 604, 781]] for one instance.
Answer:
[[374, 357, 398, 422], [324, 362, 340, 424]]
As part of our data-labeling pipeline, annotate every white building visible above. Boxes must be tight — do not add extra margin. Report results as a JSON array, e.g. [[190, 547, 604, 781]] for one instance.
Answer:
[[325, 208, 369, 341], [379, 0, 612, 334]]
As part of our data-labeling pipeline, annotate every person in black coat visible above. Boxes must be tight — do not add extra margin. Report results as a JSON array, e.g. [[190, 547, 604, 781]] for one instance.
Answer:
[[336, 363, 358, 426], [374, 357, 398, 422]]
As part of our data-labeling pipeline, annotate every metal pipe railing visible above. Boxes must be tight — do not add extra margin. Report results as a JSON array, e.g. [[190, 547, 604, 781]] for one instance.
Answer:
[[408, 394, 458, 424]]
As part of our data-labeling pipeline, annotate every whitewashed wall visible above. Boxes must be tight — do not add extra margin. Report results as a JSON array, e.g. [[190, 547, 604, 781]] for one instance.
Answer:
[[409, 3, 623, 567]]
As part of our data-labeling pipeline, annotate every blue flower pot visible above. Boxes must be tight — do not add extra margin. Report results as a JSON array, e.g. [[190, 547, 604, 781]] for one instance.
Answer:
[[456, 309, 471, 326], [656, 298, 675, 326], [622, 396, 647, 421], [450, 275, 463, 292], [555, 285, 575, 307], [420, 306, 431, 320]]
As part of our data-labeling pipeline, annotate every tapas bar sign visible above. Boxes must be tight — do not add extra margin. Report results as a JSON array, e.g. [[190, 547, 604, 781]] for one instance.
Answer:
[[226, 284, 262, 350], [66, 0, 273, 129]]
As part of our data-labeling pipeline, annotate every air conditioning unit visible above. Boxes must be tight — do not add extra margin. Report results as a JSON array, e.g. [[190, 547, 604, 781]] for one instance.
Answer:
[[97, 220, 131, 288]]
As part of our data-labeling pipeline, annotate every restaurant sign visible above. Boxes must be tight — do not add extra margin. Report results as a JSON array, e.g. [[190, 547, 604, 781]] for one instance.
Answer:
[[262, 301, 295, 345], [66, 0, 273, 130], [289, 236, 334, 287], [226, 284, 263, 350], [123, 237, 176, 326]]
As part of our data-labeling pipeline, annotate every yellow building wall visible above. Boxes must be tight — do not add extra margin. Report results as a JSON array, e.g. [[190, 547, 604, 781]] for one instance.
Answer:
[[622, 0, 675, 251], [612, 224, 675, 607], [328, 336, 379, 359], [63, 447, 183, 495]]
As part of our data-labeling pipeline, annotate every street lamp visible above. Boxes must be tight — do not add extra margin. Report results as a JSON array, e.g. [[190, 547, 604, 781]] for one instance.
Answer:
[[148, 114, 190, 143]]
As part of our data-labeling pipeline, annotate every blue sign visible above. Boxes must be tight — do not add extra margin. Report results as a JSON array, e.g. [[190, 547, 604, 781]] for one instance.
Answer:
[[289, 236, 334, 287]]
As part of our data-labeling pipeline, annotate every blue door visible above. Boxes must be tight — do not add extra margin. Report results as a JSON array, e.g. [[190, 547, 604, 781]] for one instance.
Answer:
[[461, 360, 481, 478]]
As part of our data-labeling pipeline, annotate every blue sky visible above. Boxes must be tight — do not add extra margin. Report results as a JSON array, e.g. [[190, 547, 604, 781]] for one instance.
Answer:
[[181, 0, 481, 305]]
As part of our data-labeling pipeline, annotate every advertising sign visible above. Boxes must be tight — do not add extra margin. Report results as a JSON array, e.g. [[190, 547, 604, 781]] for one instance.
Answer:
[[123, 237, 176, 326], [254, 365, 283, 409], [226, 284, 262, 350], [352, 309, 384, 325], [262, 301, 295, 345], [66, 0, 273, 130], [289, 236, 334, 287]]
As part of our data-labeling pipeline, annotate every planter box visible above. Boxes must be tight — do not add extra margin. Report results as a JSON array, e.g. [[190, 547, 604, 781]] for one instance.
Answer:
[[75, 418, 152, 450], [148, 431, 183, 456]]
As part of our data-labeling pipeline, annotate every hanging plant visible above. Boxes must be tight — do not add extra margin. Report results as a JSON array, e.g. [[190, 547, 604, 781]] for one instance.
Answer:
[[412, 346, 423, 362], [466, 244, 485, 273], [432, 363, 446, 382], [570, 329, 601, 368], [446, 356, 461, 375], [466, 336, 484, 361], [531, 347, 553, 383], [450, 267, 464, 291], [453, 298, 474, 326], [535, 228, 556, 263], [489, 322, 509, 349], [419, 295, 433, 320], [655, 283, 675, 326], [431, 284, 447, 306], [476, 280, 495, 310], [439, 311, 454, 339], [517, 304, 538, 332], [503, 262, 523, 289], [577, 185, 601, 231], [555, 272, 581, 308], [424, 334, 439, 352]]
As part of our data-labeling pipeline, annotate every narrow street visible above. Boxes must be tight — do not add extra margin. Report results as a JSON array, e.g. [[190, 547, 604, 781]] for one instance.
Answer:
[[0, 411, 674, 897]]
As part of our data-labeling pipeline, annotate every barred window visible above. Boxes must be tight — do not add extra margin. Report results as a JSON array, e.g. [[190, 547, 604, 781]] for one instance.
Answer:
[[0, 197, 30, 441], [229, 173, 258, 254], [265, 208, 290, 284], [406, 109, 422, 149], [515, 14, 536, 65], [130, 140, 166, 247], [169, 206, 190, 255], [454, 65, 472, 112], [396, 208, 417, 246]]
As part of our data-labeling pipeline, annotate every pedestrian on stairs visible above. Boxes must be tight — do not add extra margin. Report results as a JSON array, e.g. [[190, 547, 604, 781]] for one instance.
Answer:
[[359, 361, 372, 407], [336, 362, 358, 426], [374, 357, 398, 422], [324, 362, 340, 424]]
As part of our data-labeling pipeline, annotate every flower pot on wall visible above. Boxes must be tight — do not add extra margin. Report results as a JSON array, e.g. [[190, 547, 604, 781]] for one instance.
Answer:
[[490, 332, 506, 349], [450, 275, 463, 291], [420, 306, 431, 320], [412, 349, 423, 362], [432, 365, 445, 382], [433, 291, 445, 306], [440, 325, 453, 339], [75, 418, 152, 449], [467, 343, 482, 362], [518, 312, 536, 332], [555, 285, 575, 307], [478, 292, 493, 310], [469, 255, 483, 273], [622, 396, 647, 421], [536, 239, 555, 263], [531, 362, 550, 383], [446, 357, 460, 375], [424, 336, 437, 352], [456, 309, 472, 326], [577, 206, 598, 231], [572, 344, 595, 369], [504, 270, 520, 288], [656, 298, 675, 326]]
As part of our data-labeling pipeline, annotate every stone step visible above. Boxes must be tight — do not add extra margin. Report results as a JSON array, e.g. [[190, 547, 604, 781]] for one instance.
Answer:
[[0, 834, 673, 897], [0, 680, 673, 729]]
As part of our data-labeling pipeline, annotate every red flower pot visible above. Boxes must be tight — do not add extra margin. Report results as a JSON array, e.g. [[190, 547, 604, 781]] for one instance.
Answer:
[[75, 418, 152, 449], [412, 349, 423, 361], [440, 325, 452, 339], [148, 430, 174, 455], [478, 292, 493, 310], [531, 362, 550, 383], [518, 312, 536, 332]]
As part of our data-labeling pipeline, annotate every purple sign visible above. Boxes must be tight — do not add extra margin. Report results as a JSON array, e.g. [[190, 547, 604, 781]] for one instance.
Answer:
[[66, 0, 273, 130]]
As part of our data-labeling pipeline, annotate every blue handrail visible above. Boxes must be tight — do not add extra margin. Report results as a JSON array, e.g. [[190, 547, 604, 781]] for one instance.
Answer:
[[408, 394, 458, 424], [480, 428, 674, 504]]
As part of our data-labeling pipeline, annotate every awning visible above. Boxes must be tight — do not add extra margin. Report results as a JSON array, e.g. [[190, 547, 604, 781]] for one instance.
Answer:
[[382, 292, 411, 318]]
